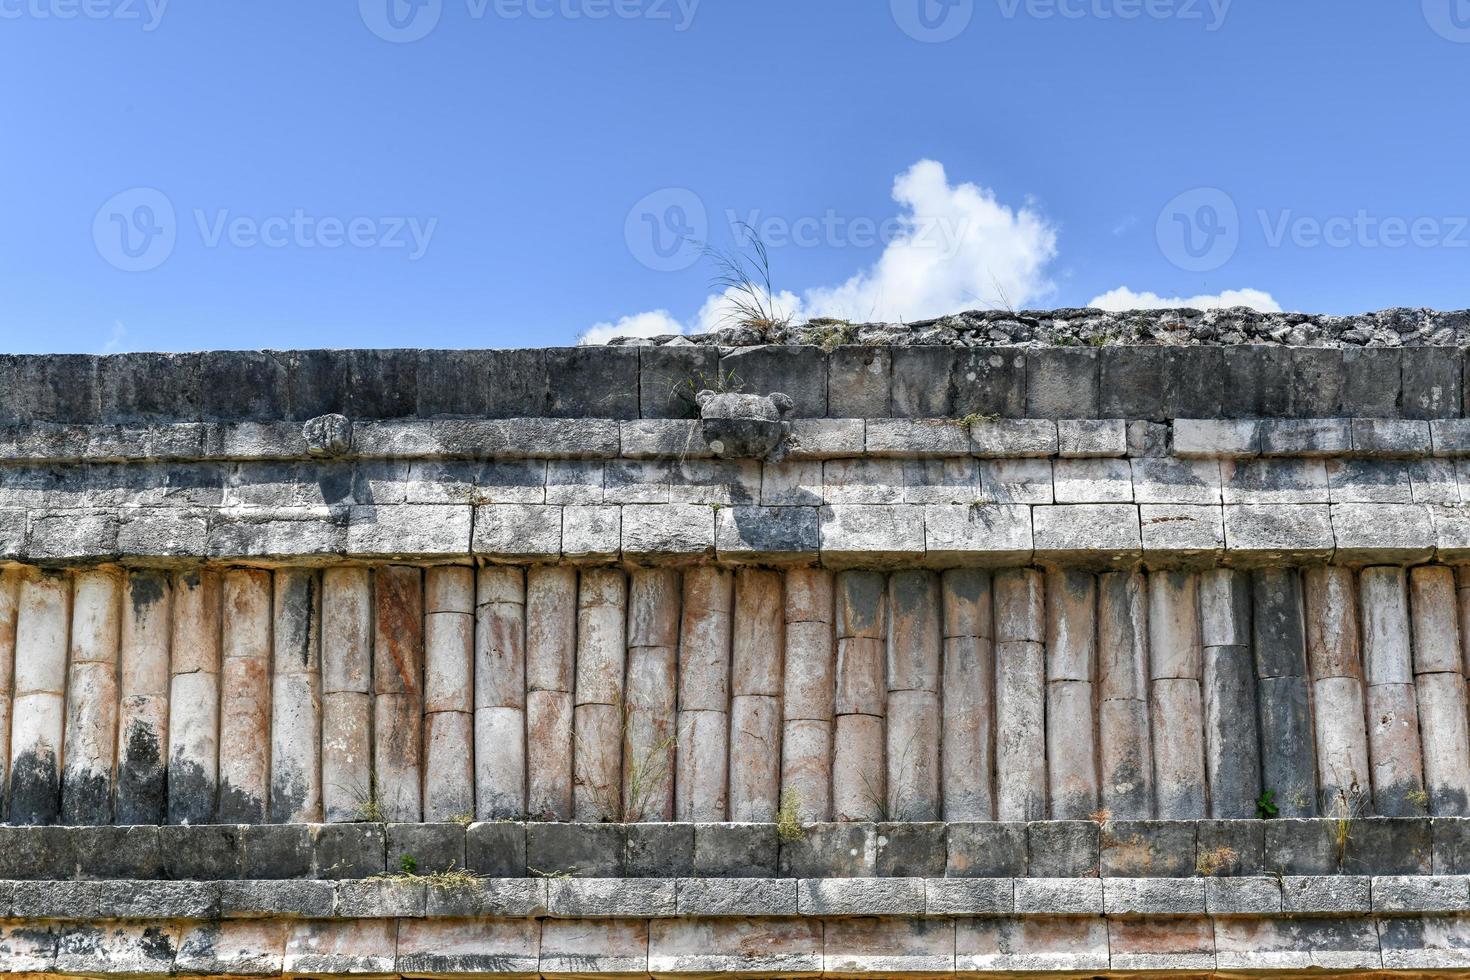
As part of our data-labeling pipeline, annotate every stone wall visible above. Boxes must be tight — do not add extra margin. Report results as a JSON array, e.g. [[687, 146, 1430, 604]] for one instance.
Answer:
[[4, 560, 1470, 831], [7, 328, 1470, 977]]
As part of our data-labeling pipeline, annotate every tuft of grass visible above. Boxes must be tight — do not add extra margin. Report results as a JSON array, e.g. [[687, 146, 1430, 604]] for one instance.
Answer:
[[955, 412, 1002, 428], [777, 789, 805, 843], [668, 368, 744, 411], [704, 223, 792, 339], [449, 812, 475, 828], [1195, 846, 1239, 877], [1088, 808, 1112, 827], [529, 866, 577, 880], [400, 854, 418, 875], [1407, 788, 1431, 811], [808, 318, 857, 352], [373, 862, 484, 890], [572, 701, 677, 823]]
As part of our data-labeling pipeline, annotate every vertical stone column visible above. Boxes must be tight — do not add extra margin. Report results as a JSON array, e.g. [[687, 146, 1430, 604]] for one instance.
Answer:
[[1413, 568, 1470, 816], [833, 571, 886, 822], [941, 569, 993, 822], [1097, 571, 1152, 820], [1252, 569, 1317, 817], [1360, 567, 1425, 817], [9, 572, 70, 825], [729, 569, 782, 822], [272, 569, 323, 824], [220, 570, 274, 823], [168, 570, 221, 825], [526, 567, 577, 821], [1199, 569, 1261, 819], [886, 570, 942, 822], [676, 567, 733, 822], [320, 568, 372, 823], [573, 569, 627, 822], [625, 569, 680, 822], [116, 571, 171, 826], [782, 568, 834, 823], [475, 567, 526, 821], [1147, 571, 1206, 820], [1305, 567, 1373, 816], [994, 568, 1046, 822], [1044, 569, 1097, 820], [425, 567, 475, 822], [374, 566, 424, 823], [0, 570, 19, 822], [62, 570, 121, 825]]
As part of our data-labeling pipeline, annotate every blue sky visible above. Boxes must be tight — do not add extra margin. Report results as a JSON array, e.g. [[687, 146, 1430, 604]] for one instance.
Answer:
[[1, 0, 1467, 353]]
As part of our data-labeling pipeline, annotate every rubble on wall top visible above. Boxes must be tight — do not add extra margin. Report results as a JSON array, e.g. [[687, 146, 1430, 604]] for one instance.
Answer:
[[609, 306, 1470, 350]]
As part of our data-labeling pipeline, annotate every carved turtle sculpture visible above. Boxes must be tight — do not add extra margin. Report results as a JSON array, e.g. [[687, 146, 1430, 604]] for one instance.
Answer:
[[696, 390, 795, 461], [303, 413, 353, 458]]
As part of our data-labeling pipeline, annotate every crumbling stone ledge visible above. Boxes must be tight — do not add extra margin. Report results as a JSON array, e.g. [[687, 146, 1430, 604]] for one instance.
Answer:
[[0, 819, 1464, 882]]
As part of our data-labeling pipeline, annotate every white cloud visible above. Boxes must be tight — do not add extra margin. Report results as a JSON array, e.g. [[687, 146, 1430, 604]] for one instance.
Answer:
[[579, 309, 685, 346], [586, 162, 1288, 343], [1087, 287, 1282, 313], [802, 159, 1059, 322], [584, 160, 1060, 342]]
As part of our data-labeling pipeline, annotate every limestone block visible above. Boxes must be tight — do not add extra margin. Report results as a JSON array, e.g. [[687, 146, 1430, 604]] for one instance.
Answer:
[[864, 418, 970, 456], [0, 570, 17, 812], [732, 567, 782, 696], [1013, 878, 1104, 915], [923, 503, 1032, 561], [678, 567, 733, 712], [1131, 457, 1222, 504], [396, 920, 538, 978], [1222, 459, 1329, 505], [941, 568, 990, 640], [575, 568, 626, 707], [1260, 417, 1353, 456], [168, 569, 221, 825], [886, 689, 941, 822], [1199, 568, 1251, 647], [1412, 565, 1462, 675], [1367, 682, 1426, 817], [624, 645, 677, 823], [573, 701, 623, 823], [676, 708, 729, 823], [942, 634, 994, 821], [1417, 670, 1470, 816], [347, 502, 473, 556], [1359, 567, 1413, 682], [1332, 503, 1436, 561], [1058, 418, 1126, 457], [1353, 417, 1433, 455], [822, 917, 954, 977], [994, 568, 1043, 644], [1174, 418, 1260, 457], [761, 460, 822, 506], [781, 718, 832, 822], [1258, 674, 1319, 817], [1305, 566, 1363, 680], [546, 458, 605, 504], [649, 918, 821, 978], [1327, 458, 1414, 503], [62, 570, 120, 825], [818, 503, 925, 559], [1140, 503, 1227, 554], [283, 920, 397, 976], [1313, 675, 1372, 814], [831, 712, 885, 823], [527, 688, 573, 821], [1223, 503, 1334, 559], [1252, 568, 1309, 678], [1044, 680, 1097, 820], [320, 690, 371, 824], [1098, 697, 1152, 820], [886, 570, 941, 693], [373, 567, 423, 823], [526, 565, 577, 693], [995, 638, 1046, 822], [117, 570, 170, 826], [902, 457, 980, 505], [424, 710, 475, 823], [1045, 568, 1095, 682], [270, 569, 322, 824], [623, 502, 716, 557], [970, 418, 1057, 457], [1098, 571, 1148, 701], [1148, 570, 1201, 680], [958, 916, 1109, 973], [217, 570, 273, 822], [539, 917, 648, 977], [1150, 677, 1206, 819], [976, 458, 1054, 504], [1108, 917, 1215, 972], [783, 622, 834, 723], [1054, 458, 1132, 503], [474, 567, 526, 710], [1203, 644, 1262, 819], [728, 694, 781, 822], [1033, 503, 1141, 557], [425, 578, 474, 713], [563, 504, 622, 559], [471, 502, 561, 558]]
